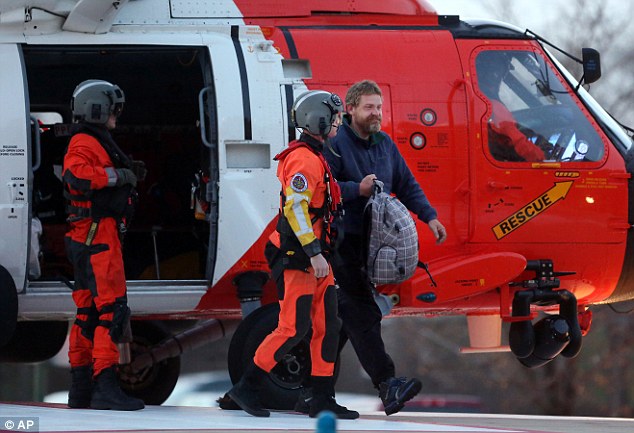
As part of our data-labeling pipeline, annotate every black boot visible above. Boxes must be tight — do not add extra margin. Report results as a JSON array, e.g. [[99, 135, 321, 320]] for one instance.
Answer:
[[308, 376, 359, 420], [216, 393, 241, 410], [68, 365, 93, 408], [90, 366, 145, 411], [227, 362, 270, 417], [293, 386, 312, 414], [294, 376, 313, 414]]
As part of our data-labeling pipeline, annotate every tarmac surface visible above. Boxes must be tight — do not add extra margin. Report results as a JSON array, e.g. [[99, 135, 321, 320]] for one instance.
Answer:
[[2, 402, 634, 433]]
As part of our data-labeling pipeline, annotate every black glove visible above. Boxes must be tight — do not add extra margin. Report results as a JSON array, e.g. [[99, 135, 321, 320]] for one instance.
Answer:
[[131, 160, 147, 182], [115, 168, 138, 187]]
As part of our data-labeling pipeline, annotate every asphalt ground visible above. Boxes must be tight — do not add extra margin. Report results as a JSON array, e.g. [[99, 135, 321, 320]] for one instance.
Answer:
[[3, 402, 634, 433]]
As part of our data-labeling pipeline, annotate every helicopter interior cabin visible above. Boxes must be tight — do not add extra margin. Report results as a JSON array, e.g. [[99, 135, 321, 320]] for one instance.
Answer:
[[25, 45, 216, 283]]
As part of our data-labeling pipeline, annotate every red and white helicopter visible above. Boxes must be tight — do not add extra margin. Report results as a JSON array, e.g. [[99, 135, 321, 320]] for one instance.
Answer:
[[1, 0, 632, 407]]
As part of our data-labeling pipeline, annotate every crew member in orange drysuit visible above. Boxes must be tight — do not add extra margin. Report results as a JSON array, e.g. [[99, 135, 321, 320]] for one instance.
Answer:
[[64, 79, 145, 411], [225, 90, 358, 419]]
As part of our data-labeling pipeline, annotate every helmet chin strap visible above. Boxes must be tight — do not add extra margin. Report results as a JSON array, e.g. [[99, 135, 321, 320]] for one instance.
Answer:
[[325, 137, 341, 158]]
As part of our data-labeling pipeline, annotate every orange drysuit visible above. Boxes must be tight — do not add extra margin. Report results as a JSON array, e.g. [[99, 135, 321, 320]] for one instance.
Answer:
[[488, 99, 545, 162], [254, 134, 342, 377], [63, 124, 134, 377]]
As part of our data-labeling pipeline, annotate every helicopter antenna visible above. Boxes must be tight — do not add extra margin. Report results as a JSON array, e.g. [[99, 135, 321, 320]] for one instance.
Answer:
[[524, 29, 582, 64]]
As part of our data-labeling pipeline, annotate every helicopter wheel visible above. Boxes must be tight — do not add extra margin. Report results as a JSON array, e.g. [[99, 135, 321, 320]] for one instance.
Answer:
[[0, 265, 18, 348], [118, 320, 181, 405], [0, 320, 68, 363], [228, 303, 341, 410]]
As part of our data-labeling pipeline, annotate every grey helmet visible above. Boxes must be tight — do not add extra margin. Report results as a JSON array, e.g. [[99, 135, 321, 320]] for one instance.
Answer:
[[291, 90, 343, 137], [71, 79, 125, 124]]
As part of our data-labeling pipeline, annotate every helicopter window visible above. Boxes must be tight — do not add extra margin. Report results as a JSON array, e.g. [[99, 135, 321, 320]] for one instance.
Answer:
[[475, 50, 605, 163]]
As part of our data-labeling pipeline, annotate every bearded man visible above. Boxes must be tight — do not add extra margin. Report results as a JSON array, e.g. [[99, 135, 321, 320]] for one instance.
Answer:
[[321, 79, 446, 415]]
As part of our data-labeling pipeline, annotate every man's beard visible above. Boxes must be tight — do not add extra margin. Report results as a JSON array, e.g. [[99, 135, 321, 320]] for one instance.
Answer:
[[361, 115, 382, 135]]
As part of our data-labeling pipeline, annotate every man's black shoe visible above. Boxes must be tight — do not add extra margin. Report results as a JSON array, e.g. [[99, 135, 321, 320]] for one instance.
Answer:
[[378, 377, 422, 415]]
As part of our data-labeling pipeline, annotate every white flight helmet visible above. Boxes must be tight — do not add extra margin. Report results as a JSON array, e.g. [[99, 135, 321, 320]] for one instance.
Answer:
[[71, 79, 125, 124], [291, 90, 343, 137]]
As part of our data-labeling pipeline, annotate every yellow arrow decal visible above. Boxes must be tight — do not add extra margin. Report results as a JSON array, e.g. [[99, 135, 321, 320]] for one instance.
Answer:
[[492, 181, 573, 240]]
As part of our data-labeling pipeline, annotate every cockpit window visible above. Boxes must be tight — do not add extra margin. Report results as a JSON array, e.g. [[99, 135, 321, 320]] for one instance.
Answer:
[[475, 49, 605, 163]]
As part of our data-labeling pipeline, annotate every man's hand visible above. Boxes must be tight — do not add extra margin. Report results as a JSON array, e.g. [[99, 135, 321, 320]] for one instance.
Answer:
[[310, 253, 329, 278], [428, 219, 447, 244], [115, 168, 138, 187], [359, 174, 377, 197]]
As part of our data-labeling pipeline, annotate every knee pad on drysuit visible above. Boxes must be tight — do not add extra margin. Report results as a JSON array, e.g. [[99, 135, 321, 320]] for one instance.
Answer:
[[322, 285, 341, 363], [100, 298, 132, 343], [75, 304, 99, 340]]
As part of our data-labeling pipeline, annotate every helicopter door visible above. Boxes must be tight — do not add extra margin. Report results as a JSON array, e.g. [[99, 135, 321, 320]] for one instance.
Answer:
[[198, 49, 219, 284], [0, 44, 31, 290]]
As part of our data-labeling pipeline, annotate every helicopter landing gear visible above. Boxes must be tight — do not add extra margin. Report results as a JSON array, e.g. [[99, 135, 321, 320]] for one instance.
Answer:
[[508, 260, 582, 368]]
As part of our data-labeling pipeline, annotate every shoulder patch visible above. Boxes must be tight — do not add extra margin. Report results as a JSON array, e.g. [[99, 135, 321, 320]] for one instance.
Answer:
[[290, 173, 308, 192]]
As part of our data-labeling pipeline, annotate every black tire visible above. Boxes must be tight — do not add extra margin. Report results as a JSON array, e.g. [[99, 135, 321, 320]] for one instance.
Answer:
[[0, 265, 18, 347], [228, 303, 341, 410], [0, 321, 68, 363], [118, 320, 180, 405]]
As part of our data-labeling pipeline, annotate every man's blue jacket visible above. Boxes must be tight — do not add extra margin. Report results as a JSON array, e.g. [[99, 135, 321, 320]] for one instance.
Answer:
[[325, 117, 438, 235]]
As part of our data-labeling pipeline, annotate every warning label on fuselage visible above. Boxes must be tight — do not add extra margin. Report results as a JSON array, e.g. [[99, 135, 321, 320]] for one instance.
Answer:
[[492, 181, 573, 240]]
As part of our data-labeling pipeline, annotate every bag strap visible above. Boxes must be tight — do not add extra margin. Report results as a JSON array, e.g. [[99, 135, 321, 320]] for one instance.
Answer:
[[372, 179, 385, 196]]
